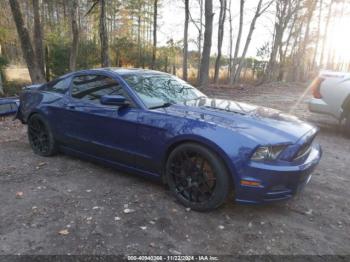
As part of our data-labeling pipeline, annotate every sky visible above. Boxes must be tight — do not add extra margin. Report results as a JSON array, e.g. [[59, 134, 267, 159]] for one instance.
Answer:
[[157, 0, 276, 58], [156, 0, 350, 65]]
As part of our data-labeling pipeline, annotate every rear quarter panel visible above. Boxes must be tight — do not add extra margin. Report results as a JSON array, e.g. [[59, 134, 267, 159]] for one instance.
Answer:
[[19, 90, 64, 123]]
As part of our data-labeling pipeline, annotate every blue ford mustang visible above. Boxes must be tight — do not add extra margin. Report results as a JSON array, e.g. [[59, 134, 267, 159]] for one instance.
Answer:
[[17, 68, 322, 211]]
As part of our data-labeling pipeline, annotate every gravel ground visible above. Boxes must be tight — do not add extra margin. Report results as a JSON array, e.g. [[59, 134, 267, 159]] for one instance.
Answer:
[[0, 82, 349, 255]]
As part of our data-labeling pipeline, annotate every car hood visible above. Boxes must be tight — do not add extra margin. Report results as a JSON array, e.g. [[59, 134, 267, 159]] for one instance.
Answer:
[[161, 98, 316, 144]]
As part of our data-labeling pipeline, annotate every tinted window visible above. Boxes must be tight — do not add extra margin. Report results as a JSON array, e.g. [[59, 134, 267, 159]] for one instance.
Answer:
[[44, 77, 71, 94], [71, 75, 127, 104]]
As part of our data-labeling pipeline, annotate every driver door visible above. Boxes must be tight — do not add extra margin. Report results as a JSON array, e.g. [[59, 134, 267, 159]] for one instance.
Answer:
[[60, 73, 139, 166]]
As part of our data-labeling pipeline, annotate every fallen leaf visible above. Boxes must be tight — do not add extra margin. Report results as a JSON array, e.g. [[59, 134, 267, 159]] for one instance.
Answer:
[[92, 206, 99, 210], [16, 192, 23, 199], [38, 162, 46, 167], [114, 216, 121, 221], [140, 226, 147, 230], [305, 209, 313, 216], [169, 248, 181, 255], [58, 229, 69, 235]]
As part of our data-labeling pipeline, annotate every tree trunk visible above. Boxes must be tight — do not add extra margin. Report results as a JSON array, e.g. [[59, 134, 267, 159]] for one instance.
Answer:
[[151, 0, 158, 69], [0, 69, 3, 96], [9, 0, 45, 83], [165, 56, 168, 72], [0, 44, 3, 95], [265, 6, 282, 82], [233, 0, 264, 83], [319, 0, 334, 68], [214, 0, 227, 83], [299, 0, 317, 80], [229, 0, 244, 85], [99, 0, 110, 67], [137, 11, 142, 68], [32, 0, 45, 77], [183, 0, 189, 81], [45, 44, 50, 82], [196, 0, 203, 82], [263, 0, 296, 83], [278, 29, 294, 81], [289, 19, 304, 81], [228, 0, 233, 80], [198, 0, 213, 88], [69, 0, 79, 71], [278, 3, 299, 81], [311, 0, 323, 70]]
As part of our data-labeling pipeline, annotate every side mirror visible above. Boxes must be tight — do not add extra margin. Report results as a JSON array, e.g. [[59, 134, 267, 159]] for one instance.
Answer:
[[100, 95, 129, 107]]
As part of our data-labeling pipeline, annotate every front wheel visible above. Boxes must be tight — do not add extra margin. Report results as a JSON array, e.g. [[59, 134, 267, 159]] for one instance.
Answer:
[[166, 143, 231, 211], [28, 114, 57, 156]]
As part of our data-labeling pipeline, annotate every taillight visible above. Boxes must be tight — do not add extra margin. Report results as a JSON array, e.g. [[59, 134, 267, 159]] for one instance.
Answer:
[[310, 77, 324, 99]]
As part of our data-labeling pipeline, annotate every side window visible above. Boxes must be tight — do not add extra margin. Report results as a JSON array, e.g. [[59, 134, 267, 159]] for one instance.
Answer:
[[71, 75, 128, 105], [44, 77, 71, 94]]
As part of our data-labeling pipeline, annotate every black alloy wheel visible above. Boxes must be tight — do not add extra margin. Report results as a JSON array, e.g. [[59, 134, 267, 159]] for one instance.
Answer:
[[166, 143, 231, 211], [28, 114, 57, 156]]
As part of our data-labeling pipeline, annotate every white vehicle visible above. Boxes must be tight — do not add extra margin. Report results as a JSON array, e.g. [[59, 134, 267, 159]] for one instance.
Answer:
[[308, 70, 350, 136]]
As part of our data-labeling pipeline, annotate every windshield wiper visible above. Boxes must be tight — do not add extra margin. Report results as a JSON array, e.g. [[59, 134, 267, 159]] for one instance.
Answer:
[[149, 102, 174, 109]]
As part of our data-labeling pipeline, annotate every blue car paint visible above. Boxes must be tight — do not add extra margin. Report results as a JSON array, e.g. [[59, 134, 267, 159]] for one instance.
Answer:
[[17, 68, 322, 204], [0, 97, 19, 116]]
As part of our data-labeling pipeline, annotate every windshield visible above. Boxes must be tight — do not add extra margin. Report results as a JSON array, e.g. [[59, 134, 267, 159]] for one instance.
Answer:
[[122, 73, 206, 108]]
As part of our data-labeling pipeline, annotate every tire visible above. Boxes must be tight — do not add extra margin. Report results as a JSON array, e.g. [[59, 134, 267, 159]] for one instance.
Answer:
[[166, 143, 231, 211], [27, 114, 57, 156]]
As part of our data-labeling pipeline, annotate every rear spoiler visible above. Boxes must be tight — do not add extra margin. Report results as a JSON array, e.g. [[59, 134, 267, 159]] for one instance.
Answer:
[[23, 84, 42, 90]]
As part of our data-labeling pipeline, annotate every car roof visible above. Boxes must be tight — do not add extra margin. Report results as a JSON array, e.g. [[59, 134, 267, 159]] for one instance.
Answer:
[[68, 67, 171, 77]]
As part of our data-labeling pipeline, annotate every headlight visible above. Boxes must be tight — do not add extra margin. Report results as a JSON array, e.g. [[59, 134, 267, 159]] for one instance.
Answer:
[[251, 145, 286, 161]]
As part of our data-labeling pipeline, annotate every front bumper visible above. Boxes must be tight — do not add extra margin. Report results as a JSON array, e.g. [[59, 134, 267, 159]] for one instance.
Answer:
[[234, 144, 322, 204], [308, 98, 328, 114], [307, 98, 340, 119]]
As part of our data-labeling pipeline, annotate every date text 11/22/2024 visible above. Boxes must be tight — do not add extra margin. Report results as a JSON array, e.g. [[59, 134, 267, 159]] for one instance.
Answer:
[[127, 255, 219, 261]]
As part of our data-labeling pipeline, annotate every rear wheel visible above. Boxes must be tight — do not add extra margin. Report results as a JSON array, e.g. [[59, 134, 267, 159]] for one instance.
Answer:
[[28, 114, 57, 156], [166, 143, 231, 211]]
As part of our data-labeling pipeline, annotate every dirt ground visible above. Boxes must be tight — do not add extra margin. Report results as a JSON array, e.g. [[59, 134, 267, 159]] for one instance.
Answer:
[[0, 82, 349, 256]]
